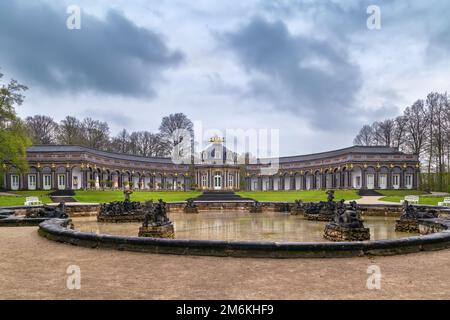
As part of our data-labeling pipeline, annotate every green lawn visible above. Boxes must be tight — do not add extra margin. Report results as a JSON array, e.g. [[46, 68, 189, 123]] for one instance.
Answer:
[[74, 190, 202, 203], [0, 191, 53, 207], [2, 188, 444, 206], [236, 190, 361, 202]]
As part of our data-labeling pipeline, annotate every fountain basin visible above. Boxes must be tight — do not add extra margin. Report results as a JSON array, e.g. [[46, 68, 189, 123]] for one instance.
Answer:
[[37, 212, 450, 258]]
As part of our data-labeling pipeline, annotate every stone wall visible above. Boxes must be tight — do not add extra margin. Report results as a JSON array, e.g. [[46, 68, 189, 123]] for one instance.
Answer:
[[4, 201, 450, 218]]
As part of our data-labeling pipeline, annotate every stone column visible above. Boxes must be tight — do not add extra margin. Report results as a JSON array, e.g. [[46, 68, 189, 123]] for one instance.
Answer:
[[415, 171, 420, 189], [400, 169, 405, 189], [361, 169, 367, 189], [36, 170, 41, 190], [348, 171, 352, 188], [51, 169, 56, 190], [67, 169, 72, 190], [387, 170, 392, 189]]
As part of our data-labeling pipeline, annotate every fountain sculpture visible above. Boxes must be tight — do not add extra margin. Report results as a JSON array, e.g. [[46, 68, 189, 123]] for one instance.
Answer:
[[303, 190, 336, 221], [97, 200, 150, 223], [26, 202, 68, 219], [249, 200, 263, 213], [395, 200, 438, 233], [290, 200, 304, 215], [184, 199, 199, 214], [138, 199, 174, 238], [323, 200, 370, 241]]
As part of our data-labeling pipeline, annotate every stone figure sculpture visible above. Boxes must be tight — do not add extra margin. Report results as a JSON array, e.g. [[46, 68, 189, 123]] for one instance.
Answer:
[[184, 199, 199, 214], [396, 200, 438, 233], [27, 202, 68, 219], [143, 199, 170, 227], [400, 200, 438, 220], [333, 200, 364, 229], [324, 200, 370, 241], [249, 200, 263, 213], [139, 199, 174, 238]]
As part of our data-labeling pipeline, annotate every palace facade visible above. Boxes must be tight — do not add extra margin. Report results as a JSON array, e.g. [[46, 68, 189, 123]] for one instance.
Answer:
[[2, 142, 420, 191]]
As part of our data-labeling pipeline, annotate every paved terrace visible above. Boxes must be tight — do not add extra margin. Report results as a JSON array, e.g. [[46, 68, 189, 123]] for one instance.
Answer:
[[1, 226, 450, 299]]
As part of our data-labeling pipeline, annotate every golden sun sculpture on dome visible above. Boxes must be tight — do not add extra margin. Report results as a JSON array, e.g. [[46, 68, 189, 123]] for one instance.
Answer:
[[209, 136, 225, 143]]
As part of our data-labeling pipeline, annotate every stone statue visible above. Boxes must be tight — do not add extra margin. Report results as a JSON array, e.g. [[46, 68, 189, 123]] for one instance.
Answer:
[[249, 200, 263, 213], [327, 190, 335, 202], [303, 194, 335, 220], [184, 199, 199, 214], [27, 202, 68, 219], [333, 201, 364, 229], [400, 200, 437, 220], [123, 190, 133, 202], [143, 199, 170, 227], [140, 199, 174, 238], [294, 199, 303, 209], [324, 200, 369, 241], [396, 200, 438, 233]]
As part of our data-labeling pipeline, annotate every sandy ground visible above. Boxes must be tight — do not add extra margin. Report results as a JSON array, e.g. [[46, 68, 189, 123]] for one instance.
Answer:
[[1, 227, 450, 300]]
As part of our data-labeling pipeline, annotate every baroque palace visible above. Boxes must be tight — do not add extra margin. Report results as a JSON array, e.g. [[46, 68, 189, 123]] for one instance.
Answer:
[[2, 139, 420, 192]]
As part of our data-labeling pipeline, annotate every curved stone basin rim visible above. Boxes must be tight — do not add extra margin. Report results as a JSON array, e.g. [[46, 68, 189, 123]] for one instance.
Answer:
[[38, 218, 450, 259]]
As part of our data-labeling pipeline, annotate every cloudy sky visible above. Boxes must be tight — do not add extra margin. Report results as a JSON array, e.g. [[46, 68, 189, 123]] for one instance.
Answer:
[[1, 0, 449, 156]]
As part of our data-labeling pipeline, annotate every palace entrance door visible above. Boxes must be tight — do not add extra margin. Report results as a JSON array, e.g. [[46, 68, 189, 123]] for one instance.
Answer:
[[214, 175, 222, 190], [366, 174, 375, 190]]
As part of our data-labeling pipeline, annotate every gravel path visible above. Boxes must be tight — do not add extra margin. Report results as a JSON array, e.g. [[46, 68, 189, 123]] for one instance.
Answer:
[[1, 227, 450, 300], [351, 196, 396, 205]]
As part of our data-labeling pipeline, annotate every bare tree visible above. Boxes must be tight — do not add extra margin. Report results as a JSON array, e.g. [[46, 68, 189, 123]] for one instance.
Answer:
[[159, 113, 194, 152], [404, 99, 428, 155], [25, 115, 58, 144], [353, 125, 374, 146], [82, 117, 110, 150], [393, 116, 407, 150], [57, 116, 83, 145], [110, 129, 130, 153], [373, 119, 395, 146]]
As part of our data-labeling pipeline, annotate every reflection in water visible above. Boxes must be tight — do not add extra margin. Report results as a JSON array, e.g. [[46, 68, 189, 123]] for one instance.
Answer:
[[72, 211, 416, 243]]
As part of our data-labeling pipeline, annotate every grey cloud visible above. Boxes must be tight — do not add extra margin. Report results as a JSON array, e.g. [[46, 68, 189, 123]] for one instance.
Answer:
[[82, 108, 133, 128], [0, 0, 184, 97], [219, 16, 361, 129]]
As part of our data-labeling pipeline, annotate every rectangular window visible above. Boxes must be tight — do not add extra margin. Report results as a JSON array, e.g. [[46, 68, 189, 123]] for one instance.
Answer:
[[228, 175, 234, 187]]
